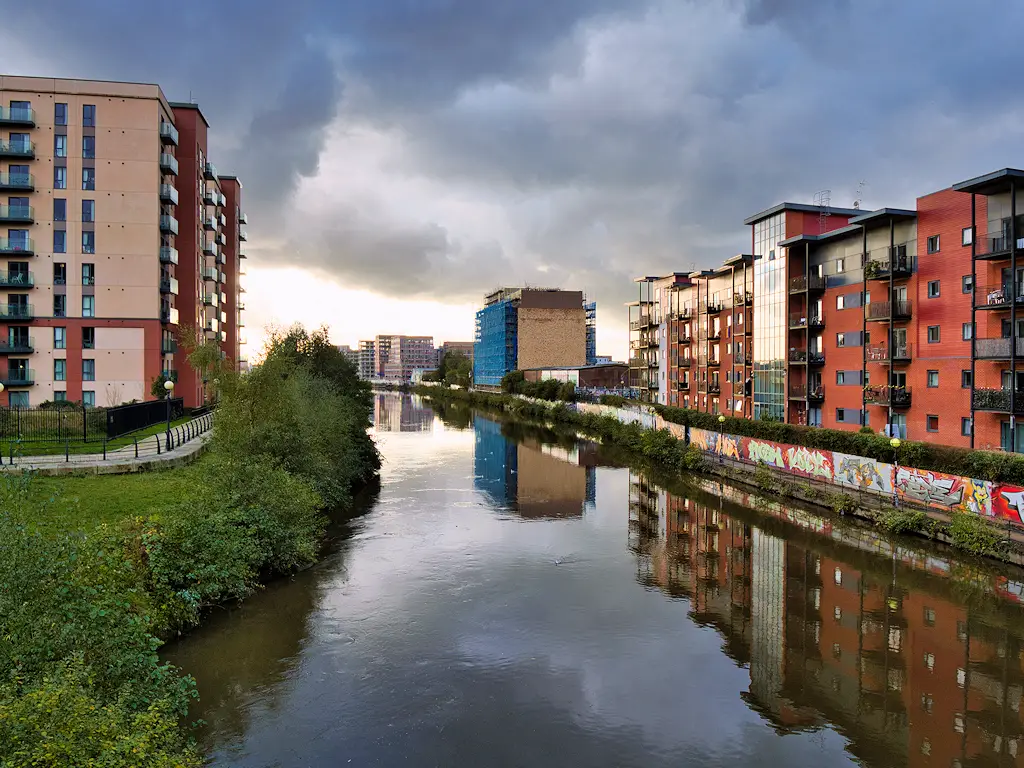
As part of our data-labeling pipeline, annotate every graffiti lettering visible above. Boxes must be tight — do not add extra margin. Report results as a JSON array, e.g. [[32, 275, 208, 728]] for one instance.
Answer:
[[747, 439, 785, 468], [1000, 489, 1024, 523], [833, 453, 893, 494], [895, 468, 964, 507], [785, 446, 833, 480]]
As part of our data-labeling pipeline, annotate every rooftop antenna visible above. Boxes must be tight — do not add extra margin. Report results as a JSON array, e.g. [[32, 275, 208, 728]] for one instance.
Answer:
[[853, 180, 866, 210], [814, 189, 831, 234]]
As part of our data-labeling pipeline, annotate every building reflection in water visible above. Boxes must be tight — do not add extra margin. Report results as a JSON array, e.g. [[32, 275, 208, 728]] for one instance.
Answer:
[[474, 415, 596, 518], [373, 393, 435, 432], [630, 470, 1024, 767]]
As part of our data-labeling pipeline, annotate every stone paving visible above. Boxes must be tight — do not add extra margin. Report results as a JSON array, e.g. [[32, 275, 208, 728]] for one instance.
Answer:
[[0, 414, 213, 476]]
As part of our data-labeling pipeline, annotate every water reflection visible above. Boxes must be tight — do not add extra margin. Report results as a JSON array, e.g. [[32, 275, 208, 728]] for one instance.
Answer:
[[631, 471, 1024, 766], [373, 392, 434, 431], [474, 415, 597, 518]]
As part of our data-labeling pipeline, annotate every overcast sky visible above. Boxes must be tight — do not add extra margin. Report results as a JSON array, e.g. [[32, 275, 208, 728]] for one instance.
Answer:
[[5, 1, 1024, 359]]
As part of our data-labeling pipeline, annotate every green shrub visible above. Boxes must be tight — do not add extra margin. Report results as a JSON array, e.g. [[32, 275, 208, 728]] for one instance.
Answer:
[[754, 463, 781, 495], [876, 507, 930, 535], [825, 492, 857, 515], [682, 444, 708, 471], [947, 512, 1006, 557], [858, 426, 874, 435]]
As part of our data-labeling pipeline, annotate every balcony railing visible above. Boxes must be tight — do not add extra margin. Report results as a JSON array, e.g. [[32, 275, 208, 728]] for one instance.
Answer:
[[162, 339, 177, 354], [973, 387, 1024, 414], [865, 343, 912, 363], [0, 237, 32, 256], [0, 369, 35, 387], [204, 189, 217, 205], [866, 300, 912, 321], [159, 246, 179, 265], [708, 383, 721, 394], [0, 271, 32, 288], [707, 300, 727, 314], [975, 337, 1024, 359], [864, 385, 912, 408], [974, 230, 1024, 261], [0, 172, 33, 191], [975, 283, 1024, 311], [239, 228, 248, 241], [0, 106, 35, 126], [0, 304, 33, 320], [159, 153, 179, 176], [789, 349, 825, 365], [708, 357, 721, 366], [161, 306, 179, 325], [789, 274, 826, 293], [204, 217, 217, 231], [0, 338, 33, 355], [732, 291, 753, 306], [159, 215, 179, 235], [0, 205, 33, 223], [789, 385, 825, 402], [0, 139, 34, 158], [205, 162, 218, 180], [707, 330, 721, 341], [160, 276, 179, 295], [239, 212, 248, 224], [159, 184, 179, 205], [159, 122, 179, 146], [677, 381, 690, 392], [789, 313, 824, 329], [864, 245, 913, 280], [202, 267, 219, 282]]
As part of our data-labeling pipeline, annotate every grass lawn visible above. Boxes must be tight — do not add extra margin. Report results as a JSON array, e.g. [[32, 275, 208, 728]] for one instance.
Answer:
[[6, 416, 195, 457], [25, 456, 207, 533]]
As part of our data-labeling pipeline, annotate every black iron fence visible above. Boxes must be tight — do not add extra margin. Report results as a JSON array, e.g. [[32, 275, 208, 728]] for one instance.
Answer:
[[0, 397, 184, 442], [106, 398, 184, 438]]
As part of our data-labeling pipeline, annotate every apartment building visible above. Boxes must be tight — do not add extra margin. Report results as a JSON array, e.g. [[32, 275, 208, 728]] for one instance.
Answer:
[[474, 288, 588, 387], [0, 76, 245, 408], [374, 334, 435, 381], [357, 339, 375, 380], [437, 340, 474, 365]]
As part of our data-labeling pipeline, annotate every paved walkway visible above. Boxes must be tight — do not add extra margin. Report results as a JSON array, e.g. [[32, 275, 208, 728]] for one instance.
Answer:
[[0, 414, 214, 476]]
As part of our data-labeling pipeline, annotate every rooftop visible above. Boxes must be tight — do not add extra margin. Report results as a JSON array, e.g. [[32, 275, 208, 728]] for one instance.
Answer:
[[952, 168, 1024, 196], [743, 202, 869, 226], [847, 207, 917, 227]]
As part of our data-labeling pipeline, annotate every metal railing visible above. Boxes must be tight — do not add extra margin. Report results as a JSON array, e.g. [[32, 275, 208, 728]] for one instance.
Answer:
[[865, 300, 912, 320], [0, 140, 34, 157], [0, 172, 32, 190], [863, 243, 913, 280], [0, 271, 32, 288], [789, 275, 826, 293], [975, 230, 1024, 259], [864, 385, 912, 407], [0, 237, 32, 254], [975, 283, 1024, 310], [789, 313, 824, 328], [975, 337, 1024, 359], [865, 343, 912, 362], [0, 106, 34, 124], [973, 388, 1024, 414], [0, 204, 33, 222], [0, 304, 33, 320], [789, 384, 825, 401]]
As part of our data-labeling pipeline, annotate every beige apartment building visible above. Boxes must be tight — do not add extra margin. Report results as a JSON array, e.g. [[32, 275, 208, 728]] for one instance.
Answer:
[[374, 334, 436, 380], [0, 76, 246, 408]]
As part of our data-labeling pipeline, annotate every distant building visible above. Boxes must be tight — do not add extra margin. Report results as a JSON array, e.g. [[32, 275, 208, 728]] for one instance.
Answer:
[[338, 345, 360, 367], [593, 355, 613, 364], [522, 362, 629, 390], [358, 340, 375, 380], [375, 335, 435, 381], [473, 288, 589, 387], [437, 340, 474, 365]]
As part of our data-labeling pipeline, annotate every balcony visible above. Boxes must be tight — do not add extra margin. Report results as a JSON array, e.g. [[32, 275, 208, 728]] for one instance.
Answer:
[[239, 228, 248, 241], [975, 283, 1024, 311], [789, 385, 825, 403], [866, 300, 912, 322], [160, 276, 179, 295], [864, 385, 912, 408], [677, 381, 690, 392], [204, 217, 217, 231], [0, 338, 33, 355], [789, 313, 824, 329], [0, 271, 33, 289], [0, 238, 33, 256], [215, 252, 226, 266], [159, 246, 179, 265], [678, 334, 692, 345], [707, 300, 726, 314], [203, 240, 216, 256], [708, 357, 721, 367], [162, 339, 177, 354], [0, 304, 33, 320], [159, 122, 179, 146], [866, 343, 912, 363], [975, 337, 1024, 360], [974, 231, 1024, 261], [239, 212, 248, 224], [161, 306, 179, 325], [0, 172, 33, 192], [159, 153, 179, 176], [865, 250, 913, 281], [204, 189, 217, 205], [789, 274, 826, 293], [788, 349, 825, 365], [202, 267, 219, 282], [733, 291, 753, 306], [216, 232, 227, 246], [0, 205, 32, 224], [0, 106, 35, 126], [159, 183, 179, 205], [202, 293, 217, 307], [0, 139, 34, 159], [217, 192, 227, 207], [204, 162, 218, 180], [0, 369, 34, 387], [239, 250, 247, 259], [973, 387, 1024, 414], [204, 318, 221, 334], [707, 330, 721, 341], [159, 214, 179, 235], [219, 271, 227, 283], [218, 213, 227, 227], [708, 383, 721, 395]]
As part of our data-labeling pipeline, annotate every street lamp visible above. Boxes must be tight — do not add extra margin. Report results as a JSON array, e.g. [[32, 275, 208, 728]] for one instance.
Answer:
[[890, 437, 901, 507], [164, 379, 175, 451], [718, 414, 726, 463]]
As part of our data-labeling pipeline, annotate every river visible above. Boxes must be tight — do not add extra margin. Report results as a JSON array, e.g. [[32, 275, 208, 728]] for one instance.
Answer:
[[166, 392, 1024, 767]]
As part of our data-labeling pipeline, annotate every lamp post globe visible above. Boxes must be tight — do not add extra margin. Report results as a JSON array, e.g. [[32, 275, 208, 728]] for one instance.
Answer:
[[0, 382, 5, 395], [889, 437, 900, 449], [164, 379, 175, 451], [164, 379, 175, 395], [718, 415, 726, 424]]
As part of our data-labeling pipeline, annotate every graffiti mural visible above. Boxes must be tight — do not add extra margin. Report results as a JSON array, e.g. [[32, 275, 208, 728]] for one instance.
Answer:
[[993, 485, 1024, 524], [832, 453, 894, 495], [690, 428, 741, 460], [745, 438, 785, 469], [894, 467, 995, 517], [784, 446, 834, 481]]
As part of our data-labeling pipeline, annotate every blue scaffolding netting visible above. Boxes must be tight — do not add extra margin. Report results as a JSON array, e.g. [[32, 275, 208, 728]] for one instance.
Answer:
[[473, 299, 517, 386], [585, 301, 597, 365]]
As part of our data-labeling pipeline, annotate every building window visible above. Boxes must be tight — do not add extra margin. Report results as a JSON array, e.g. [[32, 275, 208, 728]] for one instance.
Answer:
[[836, 258, 845, 274], [83, 391, 95, 408], [53, 263, 66, 286], [837, 295, 845, 310], [928, 325, 940, 343], [962, 275, 973, 294], [82, 199, 95, 223], [836, 333, 846, 347], [83, 104, 96, 127], [837, 408, 846, 423], [54, 327, 66, 350], [54, 134, 67, 158], [54, 102, 67, 126], [82, 359, 95, 381], [924, 607, 936, 626], [82, 135, 95, 159], [963, 227, 973, 246], [53, 230, 66, 254], [82, 231, 95, 254], [82, 263, 95, 286], [927, 370, 939, 388], [53, 359, 66, 382], [82, 168, 95, 191], [962, 417, 972, 436], [9, 391, 28, 408], [962, 370, 973, 388], [927, 415, 939, 432], [53, 198, 66, 222], [82, 296, 95, 318], [54, 166, 66, 190], [928, 280, 940, 298], [836, 371, 846, 385], [53, 295, 66, 318], [927, 235, 940, 254], [963, 323, 973, 341], [54, 390, 67, 402], [83, 327, 95, 350]]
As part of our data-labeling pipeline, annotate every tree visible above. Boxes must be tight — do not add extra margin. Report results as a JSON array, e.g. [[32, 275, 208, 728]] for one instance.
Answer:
[[177, 325, 227, 403], [438, 350, 472, 388]]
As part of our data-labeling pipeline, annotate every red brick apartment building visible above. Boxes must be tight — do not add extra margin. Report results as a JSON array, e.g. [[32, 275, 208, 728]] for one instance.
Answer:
[[628, 167, 1024, 452]]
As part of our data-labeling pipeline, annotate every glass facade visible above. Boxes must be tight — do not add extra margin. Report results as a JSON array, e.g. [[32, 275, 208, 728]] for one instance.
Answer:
[[753, 213, 787, 420]]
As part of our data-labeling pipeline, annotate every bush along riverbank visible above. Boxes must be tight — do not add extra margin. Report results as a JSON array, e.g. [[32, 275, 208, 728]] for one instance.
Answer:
[[0, 326, 379, 767], [413, 385, 1024, 565]]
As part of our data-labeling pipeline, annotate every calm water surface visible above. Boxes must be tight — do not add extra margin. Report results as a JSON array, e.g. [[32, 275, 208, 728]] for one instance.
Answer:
[[166, 393, 1024, 767]]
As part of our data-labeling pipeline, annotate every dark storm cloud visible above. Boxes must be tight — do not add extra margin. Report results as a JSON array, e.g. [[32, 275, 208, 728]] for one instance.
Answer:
[[4, 0, 1024, 323]]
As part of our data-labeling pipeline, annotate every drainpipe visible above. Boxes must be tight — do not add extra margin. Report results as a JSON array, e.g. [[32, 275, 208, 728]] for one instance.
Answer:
[[970, 193, 977, 450]]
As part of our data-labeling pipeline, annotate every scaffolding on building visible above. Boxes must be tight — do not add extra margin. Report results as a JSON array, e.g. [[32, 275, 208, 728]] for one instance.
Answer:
[[473, 299, 518, 386], [585, 300, 597, 365]]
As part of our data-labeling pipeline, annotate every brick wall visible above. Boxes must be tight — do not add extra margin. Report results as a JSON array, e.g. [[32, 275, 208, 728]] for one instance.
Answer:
[[517, 307, 586, 370]]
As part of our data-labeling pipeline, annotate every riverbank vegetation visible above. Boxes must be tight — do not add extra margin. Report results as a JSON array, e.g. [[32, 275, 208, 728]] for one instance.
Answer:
[[0, 325, 379, 767]]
